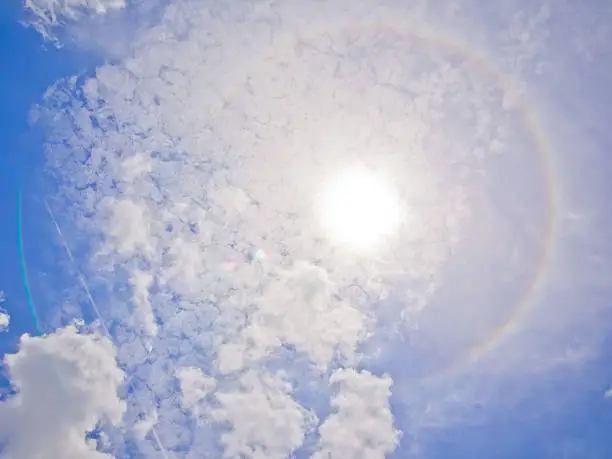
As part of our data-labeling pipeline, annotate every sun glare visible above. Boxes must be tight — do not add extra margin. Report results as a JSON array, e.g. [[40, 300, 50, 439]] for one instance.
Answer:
[[318, 166, 402, 250]]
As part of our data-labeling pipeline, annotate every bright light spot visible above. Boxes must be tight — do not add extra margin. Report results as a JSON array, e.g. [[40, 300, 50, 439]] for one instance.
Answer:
[[318, 166, 402, 250]]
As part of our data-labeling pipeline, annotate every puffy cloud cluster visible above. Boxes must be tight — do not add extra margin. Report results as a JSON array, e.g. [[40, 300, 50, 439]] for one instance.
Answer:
[[0, 325, 125, 459], [212, 371, 316, 459], [215, 262, 368, 374], [313, 369, 399, 459]]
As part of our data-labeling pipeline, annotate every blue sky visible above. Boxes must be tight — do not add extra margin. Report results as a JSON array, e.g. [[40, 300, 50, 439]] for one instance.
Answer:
[[1, 0, 612, 458]]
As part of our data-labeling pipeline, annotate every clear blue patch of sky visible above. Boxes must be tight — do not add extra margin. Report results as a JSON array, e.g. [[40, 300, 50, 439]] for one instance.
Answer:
[[0, 1, 101, 349]]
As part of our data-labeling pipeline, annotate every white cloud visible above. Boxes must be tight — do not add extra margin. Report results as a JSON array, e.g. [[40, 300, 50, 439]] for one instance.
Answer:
[[129, 269, 157, 338], [313, 369, 400, 459], [0, 312, 8, 332], [212, 371, 316, 459], [160, 237, 207, 297], [0, 325, 126, 459], [605, 388, 612, 399], [0, 290, 8, 332], [177, 366, 216, 415], [120, 153, 153, 184], [24, 0, 126, 40], [216, 262, 368, 374], [104, 197, 153, 256], [26, 0, 126, 20]]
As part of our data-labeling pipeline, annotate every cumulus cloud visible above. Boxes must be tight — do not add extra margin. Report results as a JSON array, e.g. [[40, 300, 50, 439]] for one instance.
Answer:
[[104, 198, 153, 257], [313, 369, 400, 459], [212, 371, 316, 459], [0, 325, 125, 459], [216, 262, 368, 374]]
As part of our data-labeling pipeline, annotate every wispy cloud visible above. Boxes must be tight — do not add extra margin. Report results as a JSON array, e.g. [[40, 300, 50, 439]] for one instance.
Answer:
[[24, 0, 127, 41], [0, 313, 8, 333], [0, 291, 8, 332]]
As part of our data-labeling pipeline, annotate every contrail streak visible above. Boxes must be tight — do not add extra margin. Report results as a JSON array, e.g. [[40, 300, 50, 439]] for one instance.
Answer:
[[44, 198, 170, 459]]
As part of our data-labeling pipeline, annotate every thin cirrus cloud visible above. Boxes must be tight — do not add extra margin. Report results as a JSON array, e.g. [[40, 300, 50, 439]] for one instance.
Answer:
[[3, 0, 611, 458]]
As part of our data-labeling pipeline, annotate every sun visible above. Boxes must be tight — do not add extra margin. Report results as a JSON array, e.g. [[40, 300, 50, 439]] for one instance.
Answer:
[[318, 165, 402, 250]]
